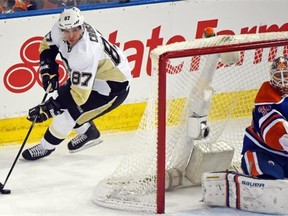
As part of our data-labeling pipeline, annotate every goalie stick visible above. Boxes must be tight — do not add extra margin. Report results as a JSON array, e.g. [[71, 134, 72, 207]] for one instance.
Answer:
[[0, 84, 51, 195]]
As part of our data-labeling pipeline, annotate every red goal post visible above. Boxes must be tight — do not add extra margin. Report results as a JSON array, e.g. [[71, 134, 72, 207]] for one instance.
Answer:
[[93, 32, 288, 214]]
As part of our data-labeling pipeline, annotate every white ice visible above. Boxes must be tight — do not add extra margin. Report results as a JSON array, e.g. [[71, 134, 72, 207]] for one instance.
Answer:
[[0, 131, 269, 216]]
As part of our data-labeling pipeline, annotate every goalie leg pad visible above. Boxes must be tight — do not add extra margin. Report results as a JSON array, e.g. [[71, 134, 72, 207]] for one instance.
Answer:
[[185, 142, 234, 185], [165, 168, 182, 190], [202, 171, 288, 215]]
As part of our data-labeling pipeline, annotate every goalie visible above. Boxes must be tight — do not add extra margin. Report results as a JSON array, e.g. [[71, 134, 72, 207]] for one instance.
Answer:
[[202, 56, 288, 215], [241, 56, 288, 180]]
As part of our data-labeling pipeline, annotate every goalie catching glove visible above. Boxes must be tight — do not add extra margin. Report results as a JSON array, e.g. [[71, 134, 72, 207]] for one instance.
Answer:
[[39, 60, 59, 93], [27, 98, 63, 123]]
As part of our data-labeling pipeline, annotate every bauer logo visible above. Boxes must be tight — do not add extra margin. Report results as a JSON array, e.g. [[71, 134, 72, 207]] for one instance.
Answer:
[[241, 180, 265, 188]]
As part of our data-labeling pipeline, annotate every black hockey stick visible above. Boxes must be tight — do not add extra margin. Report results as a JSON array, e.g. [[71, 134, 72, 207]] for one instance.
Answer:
[[0, 86, 51, 194]]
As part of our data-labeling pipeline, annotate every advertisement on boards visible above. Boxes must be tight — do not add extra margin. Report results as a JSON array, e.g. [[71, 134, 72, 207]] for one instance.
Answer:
[[0, 0, 287, 118]]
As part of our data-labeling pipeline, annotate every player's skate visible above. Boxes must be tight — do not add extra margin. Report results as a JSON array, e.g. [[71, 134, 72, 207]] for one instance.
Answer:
[[22, 144, 55, 161], [68, 122, 102, 153]]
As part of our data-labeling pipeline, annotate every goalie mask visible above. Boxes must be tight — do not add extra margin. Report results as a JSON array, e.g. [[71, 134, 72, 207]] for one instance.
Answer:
[[58, 7, 84, 30], [270, 56, 288, 94]]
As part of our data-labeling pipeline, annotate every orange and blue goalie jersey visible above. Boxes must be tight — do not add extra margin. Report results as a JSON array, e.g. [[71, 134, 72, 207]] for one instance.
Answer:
[[242, 81, 288, 157]]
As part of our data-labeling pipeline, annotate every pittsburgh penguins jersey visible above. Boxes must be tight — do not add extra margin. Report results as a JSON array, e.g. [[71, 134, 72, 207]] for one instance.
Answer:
[[39, 22, 131, 106], [242, 81, 288, 157]]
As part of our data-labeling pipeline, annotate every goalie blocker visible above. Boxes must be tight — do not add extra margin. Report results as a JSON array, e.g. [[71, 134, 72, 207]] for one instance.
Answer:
[[202, 171, 288, 215]]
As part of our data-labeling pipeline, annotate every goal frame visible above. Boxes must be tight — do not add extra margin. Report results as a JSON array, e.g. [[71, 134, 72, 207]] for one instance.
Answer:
[[156, 37, 288, 214]]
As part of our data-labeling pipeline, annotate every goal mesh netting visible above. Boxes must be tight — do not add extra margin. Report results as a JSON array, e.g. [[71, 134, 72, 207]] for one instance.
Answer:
[[93, 32, 288, 213]]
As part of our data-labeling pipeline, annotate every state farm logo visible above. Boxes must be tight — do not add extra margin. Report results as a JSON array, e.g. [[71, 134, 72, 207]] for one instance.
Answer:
[[3, 36, 68, 93]]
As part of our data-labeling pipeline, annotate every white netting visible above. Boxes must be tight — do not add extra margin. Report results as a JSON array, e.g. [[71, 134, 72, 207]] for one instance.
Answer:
[[93, 32, 288, 213]]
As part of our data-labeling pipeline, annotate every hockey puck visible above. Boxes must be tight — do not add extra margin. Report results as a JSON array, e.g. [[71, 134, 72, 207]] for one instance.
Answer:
[[0, 189, 11, 194]]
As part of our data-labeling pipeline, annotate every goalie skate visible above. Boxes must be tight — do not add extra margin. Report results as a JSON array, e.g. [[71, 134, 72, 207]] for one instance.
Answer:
[[68, 122, 102, 153]]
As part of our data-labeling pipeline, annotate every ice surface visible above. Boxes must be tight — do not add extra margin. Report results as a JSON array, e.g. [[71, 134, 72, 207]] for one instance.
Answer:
[[0, 132, 268, 216]]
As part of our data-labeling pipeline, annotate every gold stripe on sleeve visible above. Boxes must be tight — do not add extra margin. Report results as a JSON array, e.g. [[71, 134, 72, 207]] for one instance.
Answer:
[[39, 39, 50, 53], [96, 59, 128, 82]]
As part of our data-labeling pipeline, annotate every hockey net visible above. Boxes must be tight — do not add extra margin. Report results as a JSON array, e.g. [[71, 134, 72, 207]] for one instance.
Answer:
[[93, 32, 288, 213]]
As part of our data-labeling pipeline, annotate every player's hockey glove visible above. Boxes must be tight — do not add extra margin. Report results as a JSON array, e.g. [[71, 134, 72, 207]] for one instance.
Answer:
[[39, 60, 59, 93], [27, 98, 63, 123]]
